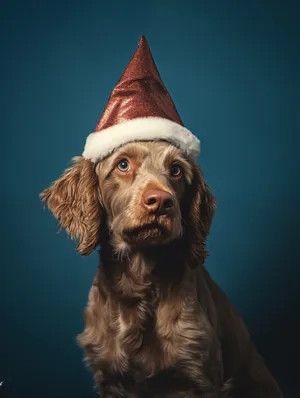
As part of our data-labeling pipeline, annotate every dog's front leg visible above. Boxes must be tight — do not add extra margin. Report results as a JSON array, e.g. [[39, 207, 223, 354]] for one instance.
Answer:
[[101, 385, 139, 398], [90, 367, 139, 398], [163, 391, 221, 398]]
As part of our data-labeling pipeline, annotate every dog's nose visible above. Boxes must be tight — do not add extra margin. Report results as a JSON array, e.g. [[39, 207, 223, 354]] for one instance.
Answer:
[[142, 190, 174, 214]]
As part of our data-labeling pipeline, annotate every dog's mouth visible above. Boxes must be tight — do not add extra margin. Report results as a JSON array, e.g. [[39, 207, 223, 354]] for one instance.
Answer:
[[123, 217, 173, 246]]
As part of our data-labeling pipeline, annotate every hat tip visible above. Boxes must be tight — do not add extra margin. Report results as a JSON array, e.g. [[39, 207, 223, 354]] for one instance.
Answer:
[[139, 35, 148, 44]]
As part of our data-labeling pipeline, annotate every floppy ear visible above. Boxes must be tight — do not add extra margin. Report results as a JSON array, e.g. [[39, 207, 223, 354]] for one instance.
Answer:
[[186, 164, 216, 268], [40, 156, 102, 256]]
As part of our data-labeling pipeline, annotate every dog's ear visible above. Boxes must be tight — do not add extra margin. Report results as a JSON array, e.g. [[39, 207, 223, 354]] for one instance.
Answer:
[[186, 164, 216, 268], [40, 156, 102, 256]]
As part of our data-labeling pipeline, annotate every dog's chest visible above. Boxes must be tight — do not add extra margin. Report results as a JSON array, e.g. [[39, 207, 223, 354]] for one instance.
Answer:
[[113, 290, 217, 382], [81, 281, 225, 395]]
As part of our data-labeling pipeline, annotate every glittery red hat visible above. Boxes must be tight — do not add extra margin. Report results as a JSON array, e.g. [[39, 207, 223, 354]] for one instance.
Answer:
[[82, 36, 200, 163]]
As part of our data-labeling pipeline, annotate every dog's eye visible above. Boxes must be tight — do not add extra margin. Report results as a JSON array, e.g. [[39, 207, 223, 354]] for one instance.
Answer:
[[117, 159, 130, 172], [170, 164, 182, 177]]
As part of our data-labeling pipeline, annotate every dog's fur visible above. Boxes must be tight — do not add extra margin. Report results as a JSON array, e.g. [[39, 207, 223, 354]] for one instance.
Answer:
[[41, 141, 283, 397]]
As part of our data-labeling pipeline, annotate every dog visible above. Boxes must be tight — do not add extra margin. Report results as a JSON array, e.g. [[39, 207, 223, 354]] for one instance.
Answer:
[[41, 140, 283, 397]]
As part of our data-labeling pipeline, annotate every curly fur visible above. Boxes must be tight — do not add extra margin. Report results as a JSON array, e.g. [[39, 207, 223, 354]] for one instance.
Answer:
[[40, 141, 283, 398], [40, 157, 102, 255]]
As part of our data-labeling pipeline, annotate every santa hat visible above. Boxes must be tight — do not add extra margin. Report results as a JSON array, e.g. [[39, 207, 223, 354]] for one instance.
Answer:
[[82, 36, 200, 163]]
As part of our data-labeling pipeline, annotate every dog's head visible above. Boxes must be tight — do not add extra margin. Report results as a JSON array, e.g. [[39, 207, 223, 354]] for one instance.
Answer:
[[40, 141, 215, 265]]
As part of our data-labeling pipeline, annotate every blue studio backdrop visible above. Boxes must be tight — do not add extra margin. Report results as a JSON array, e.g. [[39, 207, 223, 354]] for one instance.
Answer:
[[1, 1, 299, 397]]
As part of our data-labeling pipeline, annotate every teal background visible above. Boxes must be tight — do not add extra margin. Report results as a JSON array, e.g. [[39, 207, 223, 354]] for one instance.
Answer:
[[1, 1, 299, 397]]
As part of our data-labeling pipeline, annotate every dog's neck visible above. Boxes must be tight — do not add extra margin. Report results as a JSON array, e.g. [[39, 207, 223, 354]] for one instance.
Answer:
[[99, 236, 189, 302]]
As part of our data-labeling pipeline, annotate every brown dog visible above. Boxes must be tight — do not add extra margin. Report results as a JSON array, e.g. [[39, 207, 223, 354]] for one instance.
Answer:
[[41, 140, 283, 398]]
